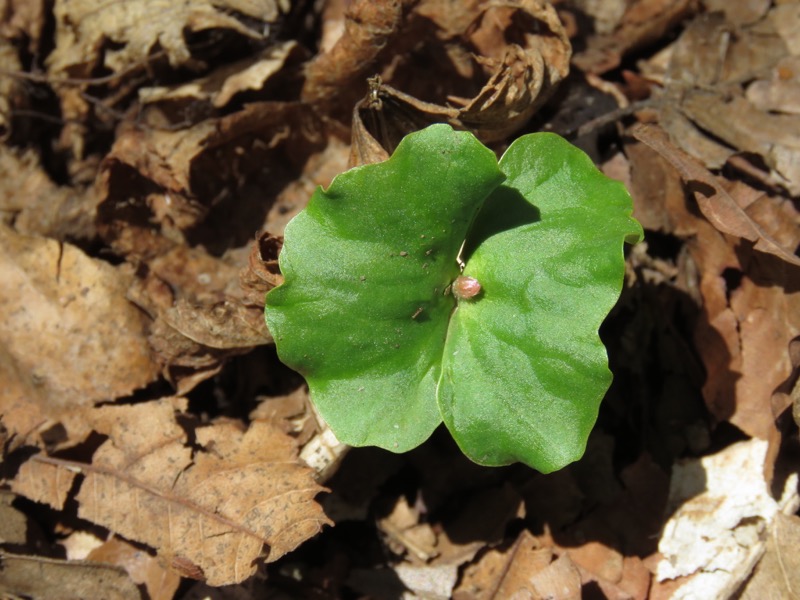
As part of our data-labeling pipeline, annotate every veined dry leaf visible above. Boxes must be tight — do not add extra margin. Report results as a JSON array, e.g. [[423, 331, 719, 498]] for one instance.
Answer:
[[632, 123, 800, 268], [640, 7, 800, 195], [13, 400, 330, 586], [0, 552, 142, 600], [0, 225, 159, 447]]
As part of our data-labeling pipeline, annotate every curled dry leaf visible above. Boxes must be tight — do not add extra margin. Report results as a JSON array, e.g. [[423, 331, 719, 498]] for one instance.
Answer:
[[139, 40, 307, 115], [301, 0, 415, 106], [12, 399, 330, 586], [126, 245, 272, 393], [44, 0, 286, 157], [239, 231, 284, 306], [350, 0, 571, 164], [47, 0, 281, 77], [97, 101, 312, 258], [0, 225, 159, 447]]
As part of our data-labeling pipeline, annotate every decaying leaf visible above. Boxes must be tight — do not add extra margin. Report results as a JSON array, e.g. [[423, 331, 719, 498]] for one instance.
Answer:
[[48, 0, 282, 76], [11, 399, 330, 586], [0, 225, 159, 446], [301, 0, 414, 107], [349, 0, 571, 163]]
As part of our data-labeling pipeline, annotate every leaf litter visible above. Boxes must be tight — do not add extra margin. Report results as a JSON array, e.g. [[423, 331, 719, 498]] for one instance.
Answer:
[[1, 0, 800, 597]]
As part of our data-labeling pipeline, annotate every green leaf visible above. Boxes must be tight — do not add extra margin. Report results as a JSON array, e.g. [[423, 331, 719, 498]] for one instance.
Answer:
[[265, 124, 504, 451], [437, 133, 643, 471], [265, 124, 643, 471]]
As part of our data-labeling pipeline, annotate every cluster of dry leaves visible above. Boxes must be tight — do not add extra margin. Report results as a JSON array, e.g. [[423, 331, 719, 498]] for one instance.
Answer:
[[1, 0, 799, 598]]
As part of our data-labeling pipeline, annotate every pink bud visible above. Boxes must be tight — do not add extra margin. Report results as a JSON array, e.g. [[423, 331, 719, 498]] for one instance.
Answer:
[[452, 276, 481, 300]]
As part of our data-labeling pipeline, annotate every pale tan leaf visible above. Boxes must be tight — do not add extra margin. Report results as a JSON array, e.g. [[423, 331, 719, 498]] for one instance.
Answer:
[[0, 225, 159, 445], [87, 537, 182, 600], [16, 401, 330, 586], [0, 552, 142, 600]]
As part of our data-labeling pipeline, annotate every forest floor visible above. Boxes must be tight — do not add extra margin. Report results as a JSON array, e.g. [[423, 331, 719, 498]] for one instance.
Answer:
[[1, 0, 800, 598]]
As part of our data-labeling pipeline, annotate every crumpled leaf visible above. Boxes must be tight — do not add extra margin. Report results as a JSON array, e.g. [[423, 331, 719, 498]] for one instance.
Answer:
[[632, 123, 800, 268], [97, 101, 313, 257], [139, 40, 306, 113], [12, 399, 330, 586], [571, 0, 696, 74], [348, 0, 571, 164], [0, 225, 159, 446], [47, 0, 281, 76], [641, 7, 800, 195], [301, 0, 414, 106]]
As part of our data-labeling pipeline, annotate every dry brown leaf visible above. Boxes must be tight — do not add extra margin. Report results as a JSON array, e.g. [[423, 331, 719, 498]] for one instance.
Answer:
[[87, 537, 182, 600], [350, 0, 571, 164], [12, 400, 330, 586], [0, 225, 159, 446], [0, 146, 98, 240], [640, 7, 800, 195], [47, 0, 280, 77], [571, 0, 696, 74], [140, 40, 306, 111], [632, 123, 800, 268], [301, 0, 414, 106], [0, 552, 142, 600], [97, 101, 312, 257]]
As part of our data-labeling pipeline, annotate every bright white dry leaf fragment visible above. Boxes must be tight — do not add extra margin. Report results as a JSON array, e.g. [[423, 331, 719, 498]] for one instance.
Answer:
[[657, 438, 800, 598]]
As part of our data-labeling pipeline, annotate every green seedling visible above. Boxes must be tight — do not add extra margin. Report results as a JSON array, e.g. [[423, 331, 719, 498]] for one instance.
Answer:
[[265, 124, 642, 472]]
